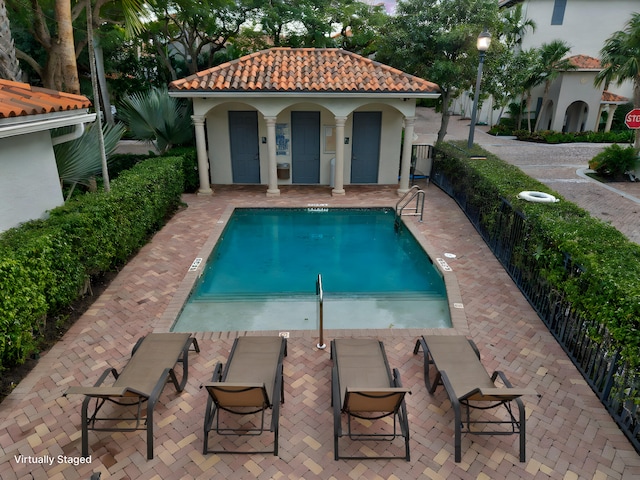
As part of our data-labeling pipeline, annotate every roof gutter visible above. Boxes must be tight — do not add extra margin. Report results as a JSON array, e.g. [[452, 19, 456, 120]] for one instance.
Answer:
[[51, 122, 85, 146], [0, 111, 96, 139]]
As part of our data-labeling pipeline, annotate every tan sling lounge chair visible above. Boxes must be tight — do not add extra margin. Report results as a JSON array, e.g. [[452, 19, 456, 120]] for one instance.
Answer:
[[64, 333, 199, 460], [413, 335, 537, 462], [331, 338, 411, 461], [202, 336, 287, 455]]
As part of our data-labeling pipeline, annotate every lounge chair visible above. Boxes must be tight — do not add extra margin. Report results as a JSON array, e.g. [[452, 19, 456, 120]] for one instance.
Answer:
[[202, 336, 287, 455], [64, 332, 200, 460], [331, 338, 411, 461], [413, 335, 537, 462]]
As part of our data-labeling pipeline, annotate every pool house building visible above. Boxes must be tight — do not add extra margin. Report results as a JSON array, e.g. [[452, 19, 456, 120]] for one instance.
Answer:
[[168, 48, 440, 196]]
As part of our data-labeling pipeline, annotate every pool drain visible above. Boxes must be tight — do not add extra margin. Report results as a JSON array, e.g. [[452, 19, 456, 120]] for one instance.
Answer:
[[188, 258, 202, 272], [436, 258, 452, 271]]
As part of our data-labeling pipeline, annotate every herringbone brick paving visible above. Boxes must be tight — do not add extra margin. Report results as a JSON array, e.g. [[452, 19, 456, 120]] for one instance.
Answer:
[[2, 107, 640, 478], [1, 182, 638, 479]]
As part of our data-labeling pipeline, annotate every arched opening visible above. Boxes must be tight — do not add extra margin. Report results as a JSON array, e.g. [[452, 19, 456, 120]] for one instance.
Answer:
[[536, 99, 554, 131], [563, 101, 589, 132]]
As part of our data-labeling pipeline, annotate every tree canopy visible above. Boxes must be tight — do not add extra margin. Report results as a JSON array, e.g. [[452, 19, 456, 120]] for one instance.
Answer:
[[375, 0, 501, 142], [596, 12, 640, 148]]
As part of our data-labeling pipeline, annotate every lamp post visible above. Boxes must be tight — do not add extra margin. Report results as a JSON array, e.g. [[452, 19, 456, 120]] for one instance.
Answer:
[[467, 29, 492, 150]]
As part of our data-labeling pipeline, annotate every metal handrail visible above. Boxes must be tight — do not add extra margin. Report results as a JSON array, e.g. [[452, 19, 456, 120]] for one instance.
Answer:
[[316, 273, 326, 349], [395, 185, 425, 225]]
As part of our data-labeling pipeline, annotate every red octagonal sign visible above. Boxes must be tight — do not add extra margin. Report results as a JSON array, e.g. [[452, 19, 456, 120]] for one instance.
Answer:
[[625, 109, 640, 129]]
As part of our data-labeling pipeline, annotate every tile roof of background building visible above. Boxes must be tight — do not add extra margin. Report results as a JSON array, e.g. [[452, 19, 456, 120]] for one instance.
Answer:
[[602, 90, 628, 103], [0, 79, 91, 120], [567, 55, 602, 70], [169, 48, 440, 94]]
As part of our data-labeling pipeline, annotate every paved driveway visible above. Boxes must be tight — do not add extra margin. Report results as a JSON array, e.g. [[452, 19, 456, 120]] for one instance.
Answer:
[[414, 107, 640, 244]]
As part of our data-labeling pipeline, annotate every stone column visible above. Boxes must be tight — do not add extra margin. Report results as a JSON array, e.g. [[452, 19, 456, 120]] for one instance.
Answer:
[[595, 104, 604, 132], [332, 116, 347, 196], [605, 105, 618, 133], [265, 116, 280, 196], [398, 116, 415, 195], [192, 115, 212, 195]]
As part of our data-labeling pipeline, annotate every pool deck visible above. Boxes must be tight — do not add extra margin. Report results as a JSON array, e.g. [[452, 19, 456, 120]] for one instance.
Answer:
[[2, 181, 639, 480]]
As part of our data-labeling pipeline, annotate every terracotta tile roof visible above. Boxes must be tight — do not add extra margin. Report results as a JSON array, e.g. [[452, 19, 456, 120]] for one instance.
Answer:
[[169, 48, 440, 94], [0, 79, 91, 120], [602, 90, 629, 103], [567, 55, 602, 70]]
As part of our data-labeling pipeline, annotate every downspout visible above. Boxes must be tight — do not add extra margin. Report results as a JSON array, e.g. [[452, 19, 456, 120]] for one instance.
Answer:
[[51, 122, 85, 146]]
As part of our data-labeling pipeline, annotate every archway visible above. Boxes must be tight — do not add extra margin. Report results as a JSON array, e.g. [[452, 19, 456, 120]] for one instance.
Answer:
[[563, 101, 589, 132]]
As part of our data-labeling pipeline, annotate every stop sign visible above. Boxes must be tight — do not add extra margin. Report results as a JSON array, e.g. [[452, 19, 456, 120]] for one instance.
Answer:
[[625, 109, 640, 129]]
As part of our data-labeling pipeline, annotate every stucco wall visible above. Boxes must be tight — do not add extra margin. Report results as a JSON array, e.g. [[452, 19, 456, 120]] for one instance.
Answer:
[[554, 71, 602, 131], [203, 99, 408, 186], [518, 0, 636, 99], [0, 131, 63, 232]]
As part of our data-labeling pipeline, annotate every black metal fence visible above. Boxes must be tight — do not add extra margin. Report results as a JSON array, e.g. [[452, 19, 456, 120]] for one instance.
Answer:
[[431, 152, 640, 453]]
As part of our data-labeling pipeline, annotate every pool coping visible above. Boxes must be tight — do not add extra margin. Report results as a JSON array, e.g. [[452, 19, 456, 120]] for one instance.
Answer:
[[153, 203, 469, 337]]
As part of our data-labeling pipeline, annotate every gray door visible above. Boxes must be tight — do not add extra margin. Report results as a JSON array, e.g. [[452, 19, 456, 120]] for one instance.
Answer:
[[229, 111, 260, 183], [351, 112, 381, 183], [291, 111, 320, 183]]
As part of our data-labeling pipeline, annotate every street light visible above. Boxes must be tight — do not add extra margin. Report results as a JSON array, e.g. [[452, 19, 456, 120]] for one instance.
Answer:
[[467, 29, 492, 150]]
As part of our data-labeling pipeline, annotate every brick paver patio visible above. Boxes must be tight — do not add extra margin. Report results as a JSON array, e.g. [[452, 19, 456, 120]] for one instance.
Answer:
[[2, 107, 640, 479], [1, 181, 639, 479]]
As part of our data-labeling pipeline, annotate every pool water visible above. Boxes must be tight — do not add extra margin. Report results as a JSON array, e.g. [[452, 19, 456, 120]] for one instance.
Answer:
[[172, 208, 451, 331]]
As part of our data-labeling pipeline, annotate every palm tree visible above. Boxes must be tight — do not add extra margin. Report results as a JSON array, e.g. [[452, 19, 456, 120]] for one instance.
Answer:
[[533, 40, 575, 131], [84, 0, 148, 191], [54, 122, 126, 200], [501, 3, 536, 51], [55, 0, 80, 93], [595, 12, 640, 149], [0, 0, 22, 81], [117, 87, 193, 154]]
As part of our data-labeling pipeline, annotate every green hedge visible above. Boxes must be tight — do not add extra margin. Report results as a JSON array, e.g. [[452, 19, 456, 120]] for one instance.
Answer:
[[108, 145, 198, 192], [0, 156, 184, 369], [435, 142, 640, 365], [512, 129, 633, 144]]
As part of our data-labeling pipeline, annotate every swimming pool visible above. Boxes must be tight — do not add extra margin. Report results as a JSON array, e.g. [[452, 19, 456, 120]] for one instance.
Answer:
[[171, 207, 451, 331]]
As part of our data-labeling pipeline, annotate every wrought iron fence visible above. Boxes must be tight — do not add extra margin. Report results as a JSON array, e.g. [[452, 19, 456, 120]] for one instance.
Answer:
[[431, 149, 640, 453]]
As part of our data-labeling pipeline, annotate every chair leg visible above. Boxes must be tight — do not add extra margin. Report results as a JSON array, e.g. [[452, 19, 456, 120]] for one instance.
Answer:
[[454, 402, 462, 462], [81, 396, 91, 458], [518, 397, 526, 462], [332, 369, 341, 460], [147, 402, 154, 459], [203, 397, 216, 454]]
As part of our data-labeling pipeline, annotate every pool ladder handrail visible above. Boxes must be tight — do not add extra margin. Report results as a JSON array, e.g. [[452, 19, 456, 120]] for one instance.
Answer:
[[316, 273, 326, 350], [395, 185, 425, 229]]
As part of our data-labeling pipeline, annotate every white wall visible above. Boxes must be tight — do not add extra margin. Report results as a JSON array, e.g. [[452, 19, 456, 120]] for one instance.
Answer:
[[519, 0, 637, 98], [0, 131, 64, 232], [554, 71, 603, 131]]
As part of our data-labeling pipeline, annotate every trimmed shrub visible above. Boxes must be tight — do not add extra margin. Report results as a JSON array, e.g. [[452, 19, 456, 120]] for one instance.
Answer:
[[0, 156, 184, 369], [166, 146, 199, 193], [434, 141, 640, 366], [514, 129, 634, 144], [589, 144, 638, 177], [0, 256, 47, 365]]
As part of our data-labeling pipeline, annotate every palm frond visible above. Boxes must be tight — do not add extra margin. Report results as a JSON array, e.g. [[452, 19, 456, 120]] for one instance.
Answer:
[[53, 122, 126, 187], [117, 86, 193, 154]]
